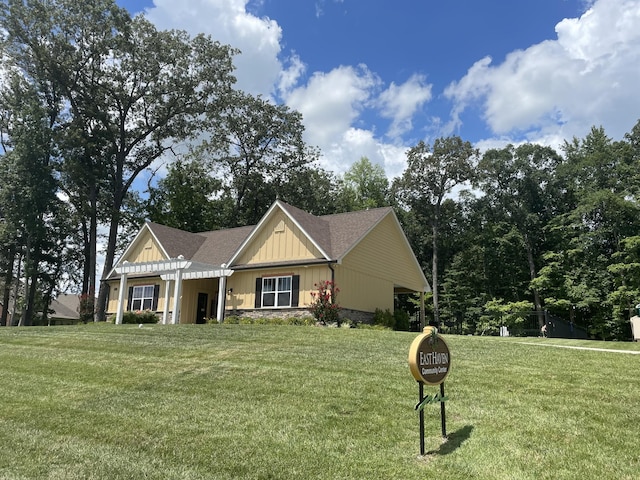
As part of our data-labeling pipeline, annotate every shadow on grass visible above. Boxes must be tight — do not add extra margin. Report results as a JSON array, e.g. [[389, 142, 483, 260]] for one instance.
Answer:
[[426, 425, 474, 456]]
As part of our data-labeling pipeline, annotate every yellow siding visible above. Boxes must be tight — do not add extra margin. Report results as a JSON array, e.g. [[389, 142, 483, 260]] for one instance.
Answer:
[[106, 277, 219, 324], [106, 277, 168, 315], [235, 211, 323, 265], [226, 265, 333, 312], [341, 214, 427, 293], [179, 278, 218, 324], [333, 264, 394, 313], [126, 231, 165, 263]]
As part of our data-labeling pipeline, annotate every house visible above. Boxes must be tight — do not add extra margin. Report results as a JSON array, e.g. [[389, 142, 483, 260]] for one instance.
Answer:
[[104, 200, 430, 325], [48, 294, 81, 325]]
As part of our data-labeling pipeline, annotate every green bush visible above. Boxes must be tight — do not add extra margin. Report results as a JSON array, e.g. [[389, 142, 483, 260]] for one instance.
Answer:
[[372, 308, 395, 329], [122, 310, 158, 324], [394, 310, 410, 331]]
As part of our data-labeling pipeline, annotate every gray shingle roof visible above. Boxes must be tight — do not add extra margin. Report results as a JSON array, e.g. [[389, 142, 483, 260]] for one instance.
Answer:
[[146, 222, 206, 259], [145, 201, 393, 267]]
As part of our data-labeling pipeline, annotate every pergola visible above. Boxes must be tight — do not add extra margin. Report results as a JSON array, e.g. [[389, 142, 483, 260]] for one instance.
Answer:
[[113, 256, 234, 325]]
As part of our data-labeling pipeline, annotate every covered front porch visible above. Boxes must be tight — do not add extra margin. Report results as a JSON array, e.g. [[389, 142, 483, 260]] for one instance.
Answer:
[[113, 257, 233, 325]]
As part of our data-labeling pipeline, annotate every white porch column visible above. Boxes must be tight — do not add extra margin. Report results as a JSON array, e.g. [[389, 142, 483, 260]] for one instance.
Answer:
[[172, 268, 184, 325], [115, 273, 128, 325], [162, 279, 172, 325], [217, 276, 227, 323]]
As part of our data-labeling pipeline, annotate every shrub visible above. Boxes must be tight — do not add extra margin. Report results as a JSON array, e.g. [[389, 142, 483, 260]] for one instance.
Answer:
[[308, 280, 341, 325], [372, 308, 394, 329], [122, 310, 158, 324], [394, 309, 411, 331]]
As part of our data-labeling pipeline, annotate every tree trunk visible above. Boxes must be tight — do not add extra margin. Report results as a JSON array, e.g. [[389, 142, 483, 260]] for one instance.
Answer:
[[87, 183, 97, 321], [11, 251, 23, 326], [432, 203, 440, 327], [1, 246, 15, 327], [95, 201, 122, 321], [19, 237, 31, 327], [525, 234, 545, 328], [23, 270, 39, 326]]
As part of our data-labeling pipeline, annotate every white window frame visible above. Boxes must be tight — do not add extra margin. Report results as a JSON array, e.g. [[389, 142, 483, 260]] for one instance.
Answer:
[[130, 285, 155, 311], [261, 275, 292, 308]]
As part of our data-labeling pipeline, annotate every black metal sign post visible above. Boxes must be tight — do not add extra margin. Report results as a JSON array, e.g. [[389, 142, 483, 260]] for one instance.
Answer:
[[440, 382, 447, 438], [409, 326, 451, 456], [416, 381, 447, 455], [418, 382, 425, 455]]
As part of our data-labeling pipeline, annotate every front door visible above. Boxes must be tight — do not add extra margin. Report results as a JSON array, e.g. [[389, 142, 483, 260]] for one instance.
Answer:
[[196, 293, 208, 324]]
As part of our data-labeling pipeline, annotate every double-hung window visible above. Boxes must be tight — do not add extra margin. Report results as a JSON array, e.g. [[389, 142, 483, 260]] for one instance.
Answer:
[[130, 285, 155, 311], [262, 276, 292, 308]]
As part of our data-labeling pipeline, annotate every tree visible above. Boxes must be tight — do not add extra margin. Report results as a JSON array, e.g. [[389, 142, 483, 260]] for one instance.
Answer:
[[474, 143, 563, 327], [0, 73, 69, 326], [203, 91, 316, 226], [531, 125, 640, 339], [147, 160, 222, 232], [393, 136, 478, 326], [338, 156, 389, 211], [1, 0, 238, 320]]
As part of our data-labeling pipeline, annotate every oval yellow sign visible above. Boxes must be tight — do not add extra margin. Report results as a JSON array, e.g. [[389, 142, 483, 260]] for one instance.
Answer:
[[408, 327, 451, 385]]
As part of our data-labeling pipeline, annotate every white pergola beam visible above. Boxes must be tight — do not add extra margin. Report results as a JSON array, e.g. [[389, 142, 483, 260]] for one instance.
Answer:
[[113, 258, 233, 326]]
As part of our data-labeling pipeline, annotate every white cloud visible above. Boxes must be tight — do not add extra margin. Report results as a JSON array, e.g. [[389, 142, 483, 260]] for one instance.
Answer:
[[377, 74, 433, 139], [444, 0, 640, 143], [283, 64, 380, 155], [144, 0, 283, 97]]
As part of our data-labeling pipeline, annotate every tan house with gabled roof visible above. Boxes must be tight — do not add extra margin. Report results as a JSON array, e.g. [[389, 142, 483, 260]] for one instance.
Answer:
[[105, 200, 429, 325]]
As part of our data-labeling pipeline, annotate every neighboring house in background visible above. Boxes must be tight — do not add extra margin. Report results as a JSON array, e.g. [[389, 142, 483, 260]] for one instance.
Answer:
[[48, 294, 81, 325], [105, 200, 430, 325]]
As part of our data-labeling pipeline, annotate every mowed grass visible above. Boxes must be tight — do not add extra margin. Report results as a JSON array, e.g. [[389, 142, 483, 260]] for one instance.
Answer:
[[0, 325, 639, 479]]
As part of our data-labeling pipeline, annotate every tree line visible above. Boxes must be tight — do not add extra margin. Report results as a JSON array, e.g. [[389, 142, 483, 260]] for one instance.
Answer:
[[1, 0, 639, 339]]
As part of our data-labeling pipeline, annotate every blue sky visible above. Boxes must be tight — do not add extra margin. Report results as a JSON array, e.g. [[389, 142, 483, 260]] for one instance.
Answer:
[[115, 0, 640, 179]]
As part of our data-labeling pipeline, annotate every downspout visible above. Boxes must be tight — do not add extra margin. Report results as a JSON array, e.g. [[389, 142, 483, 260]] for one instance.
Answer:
[[328, 262, 335, 289]]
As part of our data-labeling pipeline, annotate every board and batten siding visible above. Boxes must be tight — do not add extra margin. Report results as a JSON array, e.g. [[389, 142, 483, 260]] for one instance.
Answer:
[[179, 278, 218, 323], [234, 211, 324, 265], [226, 265, 333, 312], [105, 277, 169, 315], [127, 231, 166, 264]]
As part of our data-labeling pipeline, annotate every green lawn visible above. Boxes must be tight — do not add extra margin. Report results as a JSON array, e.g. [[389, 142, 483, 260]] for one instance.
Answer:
[[1, 324, 639, 479]]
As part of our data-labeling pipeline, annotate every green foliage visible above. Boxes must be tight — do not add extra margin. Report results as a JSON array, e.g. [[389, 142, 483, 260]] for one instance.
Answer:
[[394, 309, 411, 331], [121, 310, 159, 324], [217, 315, 315, 326], [146, 160, 222, 232], [372, 308, 394, 329], [338, 156, 390, 211]]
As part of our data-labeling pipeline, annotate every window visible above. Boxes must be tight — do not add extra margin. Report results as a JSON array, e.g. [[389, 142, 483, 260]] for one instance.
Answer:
[[130, 285, 156, 311], [255, 275, 300, 309], [262, 276, 292, 308]]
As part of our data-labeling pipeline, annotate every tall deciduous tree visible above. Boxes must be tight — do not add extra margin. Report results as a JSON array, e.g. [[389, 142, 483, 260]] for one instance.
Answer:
[[0, 73, 69, 326], [147, 160, 222, 232], [474, 143, 563, 327], [204, 91, 315, 226], [394, 136, 478, 326], [2, 0, 238, 320], [338, 156, 389, 211]]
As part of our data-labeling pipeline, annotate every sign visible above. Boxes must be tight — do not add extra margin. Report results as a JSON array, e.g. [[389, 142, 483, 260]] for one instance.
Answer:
[[408, 326, 451, 385]]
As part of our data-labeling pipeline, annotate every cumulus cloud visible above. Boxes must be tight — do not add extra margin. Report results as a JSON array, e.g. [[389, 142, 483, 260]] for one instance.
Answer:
[[444, 0, 640, 145], [144, 0, 283, 97], [377, 74, 433, 139], [283, 65, 380, 159]]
